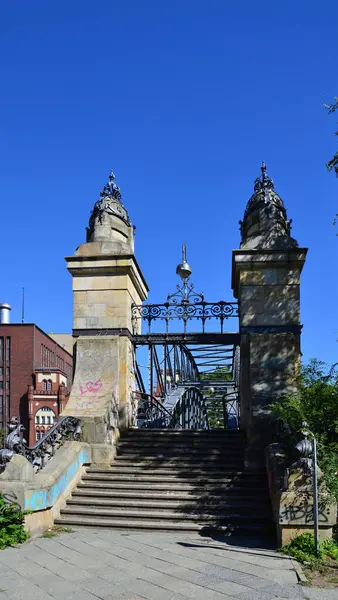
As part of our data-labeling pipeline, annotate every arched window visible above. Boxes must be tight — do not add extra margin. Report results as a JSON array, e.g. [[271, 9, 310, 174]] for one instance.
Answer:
[[42, 380, 47, 391], [47, 380, 52, 391]]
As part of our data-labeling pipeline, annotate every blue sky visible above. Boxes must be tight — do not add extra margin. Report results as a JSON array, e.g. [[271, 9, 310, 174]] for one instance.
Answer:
[[1, 1, 337, 364]]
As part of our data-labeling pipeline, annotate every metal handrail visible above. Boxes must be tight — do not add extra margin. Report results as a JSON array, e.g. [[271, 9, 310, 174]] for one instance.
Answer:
[[0, 415, 82, 473], [221, 391, 240, 429], [136, 392, 182, 429], [172, 386, 209, 430]]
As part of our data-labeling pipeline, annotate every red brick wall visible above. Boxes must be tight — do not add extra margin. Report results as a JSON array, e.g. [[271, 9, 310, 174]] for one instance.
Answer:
[[34, 327, 73, 382], [0, 324, 73, 433], [0, 324, 34, 429]]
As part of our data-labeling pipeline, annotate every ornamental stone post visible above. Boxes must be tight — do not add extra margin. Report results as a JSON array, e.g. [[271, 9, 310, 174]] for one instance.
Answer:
[[232, 163, 307, 468], [63, 171, 148, 464]]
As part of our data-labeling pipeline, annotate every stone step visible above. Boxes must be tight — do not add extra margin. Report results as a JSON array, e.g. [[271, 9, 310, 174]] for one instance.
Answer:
[[68, 497, 271, 511], [118, 444, 244, 451], [60, 506, 271, 522], [78, 480, 268, 492], [119, 435, 243, 441], [82, 472, 263, 483], [122, 430, 242, 437], [86, 467, 245, 476], [54, 515, 271, 534], [113, 457, 244, 466], [116, 448, 245, 457], [73, 488, 270, 501]]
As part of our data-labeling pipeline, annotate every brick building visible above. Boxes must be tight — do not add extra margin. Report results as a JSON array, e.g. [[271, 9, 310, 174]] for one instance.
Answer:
[[0, 321, 73, 446]]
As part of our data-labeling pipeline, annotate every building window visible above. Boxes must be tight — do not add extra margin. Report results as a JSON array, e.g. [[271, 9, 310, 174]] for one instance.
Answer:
[[35, 407, 57, 430], [0, 338, 3, 362], [42, 380, 47, 391], [36, 431, 41, 441], [5, 338, 10, 361], [47, 380, 52, 391]]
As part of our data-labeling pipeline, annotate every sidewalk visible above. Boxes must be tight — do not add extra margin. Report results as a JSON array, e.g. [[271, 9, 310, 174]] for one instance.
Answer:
[[0, 529, 336, 600]]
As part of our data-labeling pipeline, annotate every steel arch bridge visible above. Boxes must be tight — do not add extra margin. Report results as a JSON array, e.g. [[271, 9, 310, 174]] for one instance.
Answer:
[[131, 246, 240, 430]]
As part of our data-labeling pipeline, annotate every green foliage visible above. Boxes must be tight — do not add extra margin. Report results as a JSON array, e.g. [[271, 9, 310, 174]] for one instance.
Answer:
[[42, 525, 73, 538], [0, 495, 28, 549], [0, 428, 5, 448], [324, 97, 338, 175], [270, 359, 338, 501], [200, 366, 232, 382], [282, 533, 338, 566]]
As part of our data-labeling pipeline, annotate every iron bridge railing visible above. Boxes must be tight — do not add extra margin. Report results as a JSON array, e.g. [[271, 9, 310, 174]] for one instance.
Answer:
[[172, 386, 209, 429], [135, 393, 182, 429], [135, 387, 209, 430], [0, 416, 82, 473]]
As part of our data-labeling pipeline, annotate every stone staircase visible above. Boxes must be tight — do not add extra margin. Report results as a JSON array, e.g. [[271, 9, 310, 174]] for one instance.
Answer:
[[55, 429, 273, 536]]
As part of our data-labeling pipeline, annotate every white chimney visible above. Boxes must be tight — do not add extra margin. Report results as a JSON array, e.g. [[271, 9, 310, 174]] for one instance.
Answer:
[[0, 303, 11, 324]]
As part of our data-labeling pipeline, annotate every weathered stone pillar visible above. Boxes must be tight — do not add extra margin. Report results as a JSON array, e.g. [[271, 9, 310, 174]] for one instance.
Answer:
[[63, 172, 148, 464], [232, 163, 307, 468]]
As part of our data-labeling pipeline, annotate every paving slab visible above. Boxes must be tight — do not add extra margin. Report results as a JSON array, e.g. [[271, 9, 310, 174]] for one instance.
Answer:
[[0, 529, 330, 599]]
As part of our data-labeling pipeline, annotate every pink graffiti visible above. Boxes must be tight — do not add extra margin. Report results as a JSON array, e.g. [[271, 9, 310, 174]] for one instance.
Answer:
[[79, 380, 103, 395]]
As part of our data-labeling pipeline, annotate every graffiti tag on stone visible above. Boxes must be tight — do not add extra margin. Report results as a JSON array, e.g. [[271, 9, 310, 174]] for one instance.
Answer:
[[79, 380, 103, 395], [1, 491, 21, 511], [280, 504, 329, 524]]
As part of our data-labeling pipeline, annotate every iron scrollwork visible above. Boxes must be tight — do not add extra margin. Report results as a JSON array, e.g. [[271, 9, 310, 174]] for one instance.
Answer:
[[0, 416, 82, 473], [132, 300, 238, 335]]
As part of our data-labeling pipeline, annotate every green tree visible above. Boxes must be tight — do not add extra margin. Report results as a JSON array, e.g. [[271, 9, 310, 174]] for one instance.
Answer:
[[324, 97, 338, 175], [200, 366, 232, 382], [270, 359, 338, 501]]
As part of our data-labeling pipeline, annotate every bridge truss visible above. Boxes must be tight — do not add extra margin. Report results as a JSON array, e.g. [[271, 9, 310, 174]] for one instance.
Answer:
[[131, 246, 240, 430]]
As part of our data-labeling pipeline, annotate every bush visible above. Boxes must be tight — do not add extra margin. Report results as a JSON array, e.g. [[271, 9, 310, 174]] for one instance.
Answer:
[[282, 532, 338, 565], [0, 495, 28, 549]]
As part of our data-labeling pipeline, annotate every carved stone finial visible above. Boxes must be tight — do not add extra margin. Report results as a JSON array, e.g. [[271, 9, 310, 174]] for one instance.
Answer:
[[86, 170, 132, 242], [254, 161, 275, 192], [239, 163, 299, 250], [100, 170, 122, 203]]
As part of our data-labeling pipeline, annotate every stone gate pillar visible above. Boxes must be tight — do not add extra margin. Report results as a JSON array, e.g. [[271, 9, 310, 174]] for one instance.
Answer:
[[232, 163, 307, 468], [63, 171, 148, 463]]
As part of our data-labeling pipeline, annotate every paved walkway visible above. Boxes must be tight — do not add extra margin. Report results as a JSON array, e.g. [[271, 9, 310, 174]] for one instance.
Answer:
[[0, 530, 336, 600]]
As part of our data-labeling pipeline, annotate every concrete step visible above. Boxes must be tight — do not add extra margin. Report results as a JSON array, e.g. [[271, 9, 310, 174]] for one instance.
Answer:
[[113, 457, 244, 466], [116, 448, 245, 457], [122, 429, 242, 437], [117, 445, 244, 453], [60, 505, 271, 522], [82, 472, 264, 483], [78, 480, 268, 492], [67, 497, 271, 511], [54, 515, 271, 534], [118, 435, 242, 442], [73, 488, 270, 501], [86, 467, 245, 476]]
